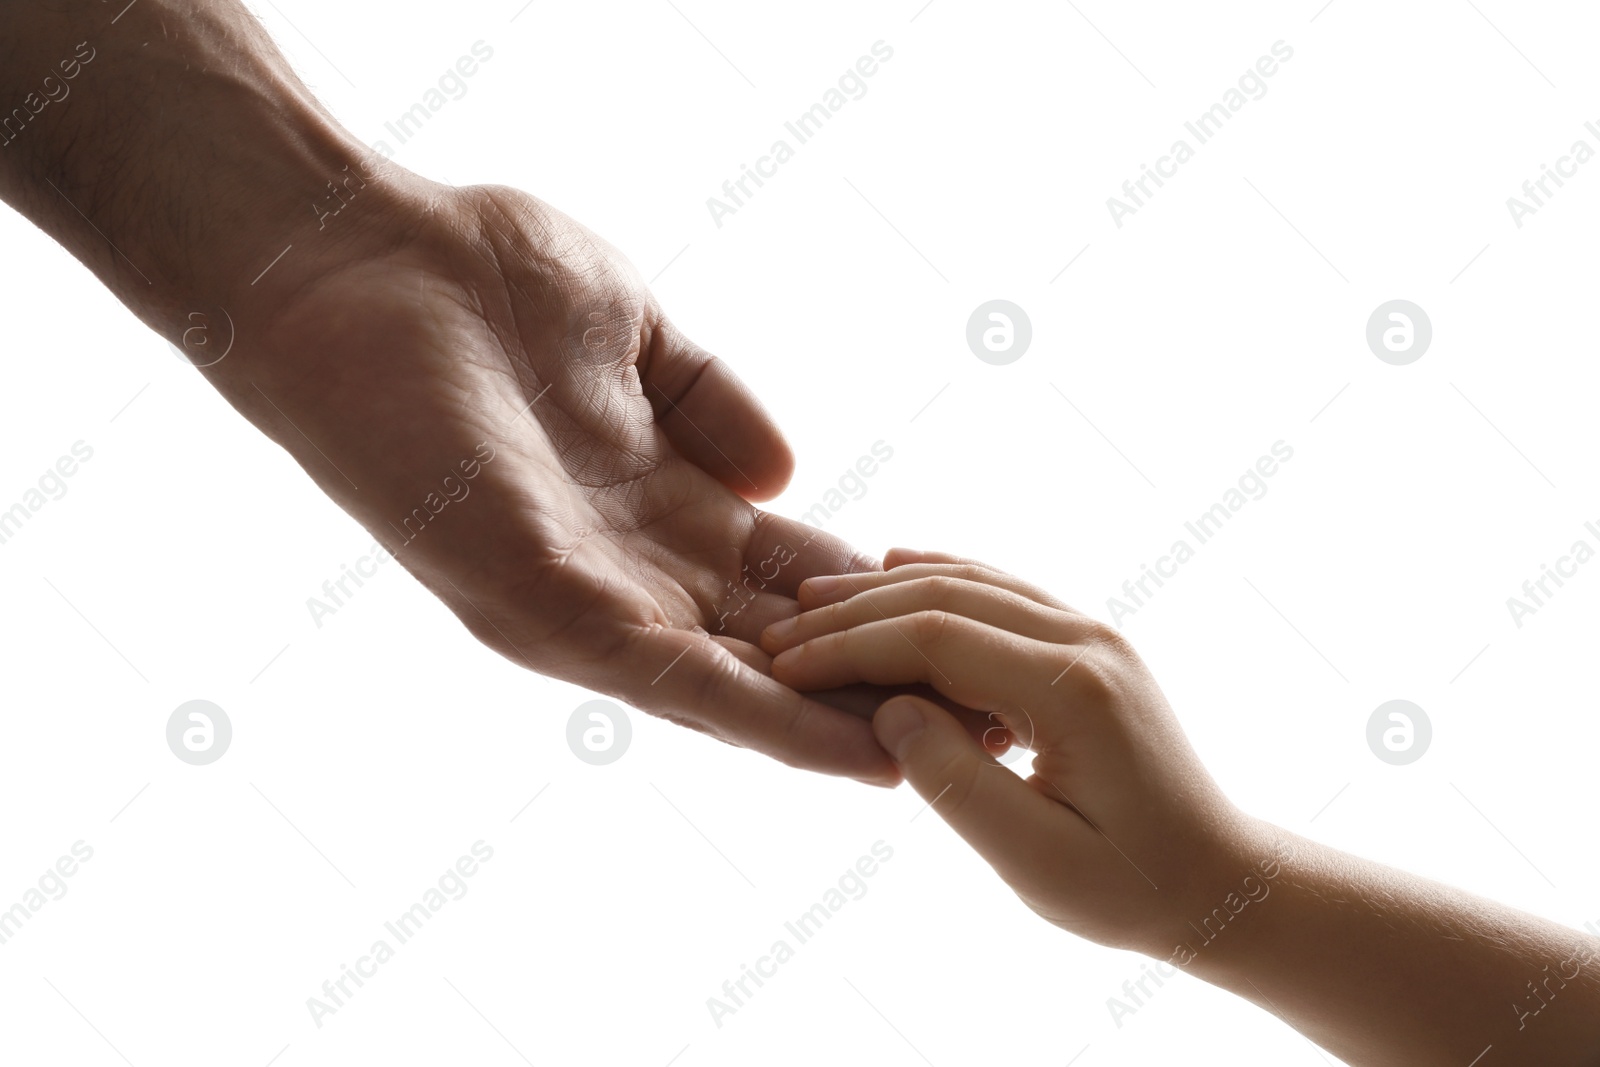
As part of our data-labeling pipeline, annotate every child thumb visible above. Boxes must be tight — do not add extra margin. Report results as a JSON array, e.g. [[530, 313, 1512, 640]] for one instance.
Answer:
[[873, 695, 1054, 875]]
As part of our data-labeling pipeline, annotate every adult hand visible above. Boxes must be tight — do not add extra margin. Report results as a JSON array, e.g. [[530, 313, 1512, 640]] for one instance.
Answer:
[[0, 0, 956, 785], [226, 177, 904, 783]]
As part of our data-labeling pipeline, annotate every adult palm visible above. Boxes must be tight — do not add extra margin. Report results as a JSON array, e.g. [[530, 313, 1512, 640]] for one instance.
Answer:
[[211, 181, 900, 783]]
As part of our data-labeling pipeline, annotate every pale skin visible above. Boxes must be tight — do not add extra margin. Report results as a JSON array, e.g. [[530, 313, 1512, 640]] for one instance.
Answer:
[[0, 0, 1004, 784], [764, 549, 1600, 1066]]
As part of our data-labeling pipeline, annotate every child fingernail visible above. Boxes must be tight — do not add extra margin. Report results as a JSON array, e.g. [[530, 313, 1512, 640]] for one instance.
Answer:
[[803, 575, 840, 597], [875, 699, 925, 762], [763, 617, 797, 643]]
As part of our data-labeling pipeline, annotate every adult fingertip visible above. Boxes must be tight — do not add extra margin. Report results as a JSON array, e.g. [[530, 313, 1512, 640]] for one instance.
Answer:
[[642, 329, 796, 500], [980, 725, 1014, 756]]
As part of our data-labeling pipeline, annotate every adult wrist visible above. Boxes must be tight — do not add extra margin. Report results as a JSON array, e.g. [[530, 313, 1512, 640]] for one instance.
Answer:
[[0, 0, 432, 343]]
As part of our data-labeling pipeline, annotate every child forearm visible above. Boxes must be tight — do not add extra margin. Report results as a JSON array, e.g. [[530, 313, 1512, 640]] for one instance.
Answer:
[[1187, 819, 1600, 1066]]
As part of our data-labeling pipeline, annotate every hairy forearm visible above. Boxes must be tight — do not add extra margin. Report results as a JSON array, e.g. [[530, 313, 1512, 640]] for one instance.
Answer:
[[0, 0, 420, 339], [1187, 819, 1600, 1066]]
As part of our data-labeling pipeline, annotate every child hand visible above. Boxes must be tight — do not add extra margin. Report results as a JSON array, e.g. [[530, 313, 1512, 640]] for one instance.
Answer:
[[762, 548, 1250, 955]]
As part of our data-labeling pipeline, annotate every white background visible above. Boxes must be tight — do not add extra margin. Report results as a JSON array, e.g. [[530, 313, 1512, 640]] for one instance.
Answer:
[[3, 1, 1599, 1064]]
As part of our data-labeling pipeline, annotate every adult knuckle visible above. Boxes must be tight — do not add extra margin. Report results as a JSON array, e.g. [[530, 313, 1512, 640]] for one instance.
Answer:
[[774, 692, 818, 763]]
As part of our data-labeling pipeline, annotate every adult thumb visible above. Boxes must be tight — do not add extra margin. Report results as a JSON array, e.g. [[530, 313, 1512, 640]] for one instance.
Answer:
[[638, 319, 794, 502], [873, 695, 1064, 884]]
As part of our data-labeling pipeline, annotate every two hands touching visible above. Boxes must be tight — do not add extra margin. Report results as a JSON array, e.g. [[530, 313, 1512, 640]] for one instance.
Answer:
[[5, 2, 1600, 1064], [213, 194, 1600, 1061], [220, 178, 933, 787], [1, 0, 982, 786], [239, 173, 1599, 1060]]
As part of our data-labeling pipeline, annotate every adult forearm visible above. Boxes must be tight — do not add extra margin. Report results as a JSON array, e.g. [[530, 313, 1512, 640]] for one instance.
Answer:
[[0, 0, 417, 339], [1189, 819, 1600, 1065]]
